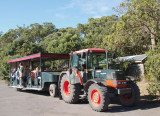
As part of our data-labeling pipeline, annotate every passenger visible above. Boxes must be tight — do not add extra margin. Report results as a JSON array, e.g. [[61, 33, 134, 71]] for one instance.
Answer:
[[44, 67, 49, 71], [19, 63, 24, 87], [58, 66, 62, 71], [25, 66, 30, 86], [30, 68, 36, 84], [52, 67, 57, 71], [16, 68, 20, 80], [35, 67, 41, 85], [11, 68, 16, 84]]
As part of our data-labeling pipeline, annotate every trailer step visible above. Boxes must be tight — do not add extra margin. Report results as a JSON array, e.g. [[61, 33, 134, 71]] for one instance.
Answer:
[[9, 86, 43, 91]]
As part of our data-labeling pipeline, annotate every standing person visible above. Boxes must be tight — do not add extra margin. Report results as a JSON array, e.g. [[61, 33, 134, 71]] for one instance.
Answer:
[[16, 68, 20, 80], [11, 68, 16, 85], [25, 66, 30, 86], [35, 67, 41, 85], [19, 63, 24, 87]]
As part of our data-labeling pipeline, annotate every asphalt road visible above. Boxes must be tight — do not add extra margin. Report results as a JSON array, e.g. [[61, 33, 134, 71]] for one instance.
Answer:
[[0, 80, 160, 116]]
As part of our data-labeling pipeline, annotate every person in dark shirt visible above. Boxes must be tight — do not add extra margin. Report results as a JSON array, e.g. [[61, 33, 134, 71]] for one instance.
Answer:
[[24, 66, 30, 86], [11, 68, 16, 85]]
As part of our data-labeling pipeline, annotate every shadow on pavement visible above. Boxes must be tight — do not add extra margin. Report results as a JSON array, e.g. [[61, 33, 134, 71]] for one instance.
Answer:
[[107, 95, 160, 113], [17, 89, 50, 96], [16, 89, 160, 113]]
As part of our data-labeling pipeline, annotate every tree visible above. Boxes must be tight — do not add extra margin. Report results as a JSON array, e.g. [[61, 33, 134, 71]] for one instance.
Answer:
[[114, 0, 160, 50], [77, 15, 119, 49], [46, 27, 81, 53]]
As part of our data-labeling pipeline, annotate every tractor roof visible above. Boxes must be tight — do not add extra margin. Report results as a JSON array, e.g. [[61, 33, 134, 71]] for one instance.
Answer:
[[73, 48, 106, 54]]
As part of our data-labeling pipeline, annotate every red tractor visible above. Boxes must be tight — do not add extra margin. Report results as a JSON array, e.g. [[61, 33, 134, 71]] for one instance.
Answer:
[[58, 48, 140, 112]]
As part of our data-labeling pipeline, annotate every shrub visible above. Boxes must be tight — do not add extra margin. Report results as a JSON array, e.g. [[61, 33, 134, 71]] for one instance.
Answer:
[[147, 81, 160, 99], [145, 50, 160, 99], [145, 50, 160, 81]]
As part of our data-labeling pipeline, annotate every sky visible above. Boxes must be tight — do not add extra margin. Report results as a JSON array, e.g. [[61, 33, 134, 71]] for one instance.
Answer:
[[0, 0, 123, 33]]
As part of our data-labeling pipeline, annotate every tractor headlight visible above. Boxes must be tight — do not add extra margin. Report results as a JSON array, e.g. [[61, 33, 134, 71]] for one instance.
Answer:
[[117, 81, 127, 85]]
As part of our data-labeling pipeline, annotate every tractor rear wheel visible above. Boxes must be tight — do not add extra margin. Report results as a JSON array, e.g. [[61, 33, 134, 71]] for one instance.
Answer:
[[88, 83, 110, 112], [60, 74, 81, 103], [49, 83, 57, 97], [119, 81, 140, 106]]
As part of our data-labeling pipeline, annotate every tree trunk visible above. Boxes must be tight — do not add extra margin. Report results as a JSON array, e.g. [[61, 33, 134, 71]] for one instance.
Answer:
[[151, 28, 156, 50]]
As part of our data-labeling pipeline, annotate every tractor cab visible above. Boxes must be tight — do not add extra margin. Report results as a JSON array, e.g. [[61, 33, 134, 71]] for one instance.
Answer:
[[69, 48, 125, 87]]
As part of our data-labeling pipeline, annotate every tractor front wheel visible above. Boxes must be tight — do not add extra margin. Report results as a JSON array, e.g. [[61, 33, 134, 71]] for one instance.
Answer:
[[119, 81, 140, 106], [88, 83, 110, 112], [60, 74, 81, 103]]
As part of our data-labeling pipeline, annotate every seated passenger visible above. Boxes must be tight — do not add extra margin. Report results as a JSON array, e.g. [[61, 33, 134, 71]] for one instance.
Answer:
[[44, 67, 49, 71], [52, 67, 57, 71], [58, 66, 62, 71]]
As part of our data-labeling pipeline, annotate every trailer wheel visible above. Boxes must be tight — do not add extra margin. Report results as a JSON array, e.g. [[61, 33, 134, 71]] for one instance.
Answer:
[[88, 83, 110, 112], [60, 74, 81, 103], [49, 84, 57, 97], [119, 81, 140, 106]]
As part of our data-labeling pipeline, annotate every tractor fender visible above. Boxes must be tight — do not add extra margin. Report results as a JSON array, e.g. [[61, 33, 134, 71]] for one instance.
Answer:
[[58, 71, 69, 87], [84, 78, 107, 92], [58, 71, 69, 100]]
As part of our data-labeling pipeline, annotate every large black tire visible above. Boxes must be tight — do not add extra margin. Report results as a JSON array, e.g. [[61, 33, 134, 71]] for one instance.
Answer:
[[60, 74, 81, 103], [49, 84, 57, 97], [88, 83, 110, 112], [119, 81, 140, 106]]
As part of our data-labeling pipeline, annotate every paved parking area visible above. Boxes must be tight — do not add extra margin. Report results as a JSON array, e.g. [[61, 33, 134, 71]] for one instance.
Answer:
[[0, 80, 160, 116]]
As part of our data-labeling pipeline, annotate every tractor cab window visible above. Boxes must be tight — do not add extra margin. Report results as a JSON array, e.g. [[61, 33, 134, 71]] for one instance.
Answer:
[[78, 53, 86, 71], [72, 54, 78, 69], [88, 53, 107, 70], [71, 53, 87, 70]]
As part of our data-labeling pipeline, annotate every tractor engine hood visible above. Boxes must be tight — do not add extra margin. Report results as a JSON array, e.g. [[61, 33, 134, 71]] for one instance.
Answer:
[[94, 70, 125, 80]]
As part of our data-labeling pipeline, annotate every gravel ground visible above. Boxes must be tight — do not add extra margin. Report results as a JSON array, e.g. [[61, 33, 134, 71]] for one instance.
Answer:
[[0, 80, 160, 116]]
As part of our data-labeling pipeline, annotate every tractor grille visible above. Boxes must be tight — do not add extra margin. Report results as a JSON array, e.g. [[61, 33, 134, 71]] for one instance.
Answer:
[[115, 71, 125, 80]]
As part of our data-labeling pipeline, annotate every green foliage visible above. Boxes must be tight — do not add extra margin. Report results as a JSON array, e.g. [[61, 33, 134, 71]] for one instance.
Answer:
[[147, 81, 160, 99], [145, 50, 160, 99], [77, 15, 118, 49], [110, 60, 131, 75], [106, 0, 160, 56], [0, 55, 20, 80], [0, 0, 160, 83], [145, 50, 160, 81], [44, 27, 81, 53], [0, 22, 55, 79]]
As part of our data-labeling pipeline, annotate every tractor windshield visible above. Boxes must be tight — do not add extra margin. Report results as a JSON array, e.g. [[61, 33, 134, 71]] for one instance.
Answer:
[[88, 52, 105, 69], [87, 52, 114, 70]]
